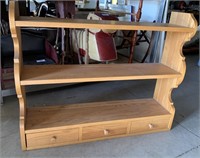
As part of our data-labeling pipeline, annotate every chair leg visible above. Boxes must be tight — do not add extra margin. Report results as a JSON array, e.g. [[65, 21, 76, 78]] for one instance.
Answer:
[[141, 43, 150, 63], [137, 30, 150, 44], [128, 31, 137, 63], [141, 31, 155, 63], [118, 31, 133, 49], [143, 32, 150, 44]]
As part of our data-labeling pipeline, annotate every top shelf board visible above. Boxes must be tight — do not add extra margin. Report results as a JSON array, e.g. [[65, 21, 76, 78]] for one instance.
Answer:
[[16, 16, 194, 32]]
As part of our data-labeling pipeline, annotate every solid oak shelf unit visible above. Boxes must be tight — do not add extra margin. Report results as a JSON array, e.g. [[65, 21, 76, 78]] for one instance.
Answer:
[[9, 1, 197, 150]]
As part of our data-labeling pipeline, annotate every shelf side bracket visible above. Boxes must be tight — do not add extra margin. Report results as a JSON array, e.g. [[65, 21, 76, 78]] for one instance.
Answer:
[[9, 0, 27, 150], [153, 12, 197, 129]]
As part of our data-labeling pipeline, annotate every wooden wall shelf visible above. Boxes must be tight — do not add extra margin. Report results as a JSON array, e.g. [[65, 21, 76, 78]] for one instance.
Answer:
[[9, 0, 197, 150]]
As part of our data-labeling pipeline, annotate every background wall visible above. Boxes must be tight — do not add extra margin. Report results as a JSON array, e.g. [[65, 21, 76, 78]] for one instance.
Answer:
[[100, 0, 162, 22], [128, 0, 161, 22]]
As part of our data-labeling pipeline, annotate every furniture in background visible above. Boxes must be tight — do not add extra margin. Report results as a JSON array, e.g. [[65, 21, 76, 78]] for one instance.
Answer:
[[114, 0, 145, 63], [9, 0, 197, 150], [104, 0, 151, 63], [72, 12, 118, 64], [0, 0, 61, 104], [87, 12, 118, 63], [55, 1, 75, 64], [1, 32, 58, 103]]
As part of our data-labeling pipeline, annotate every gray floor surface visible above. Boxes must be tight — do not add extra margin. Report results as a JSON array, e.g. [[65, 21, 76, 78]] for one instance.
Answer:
[[1, 54, 199, 158]]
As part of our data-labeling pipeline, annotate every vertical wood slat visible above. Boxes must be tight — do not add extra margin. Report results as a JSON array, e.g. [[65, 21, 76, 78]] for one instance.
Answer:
[[9, 0, 27, 150], [153, 12, 197, 129]]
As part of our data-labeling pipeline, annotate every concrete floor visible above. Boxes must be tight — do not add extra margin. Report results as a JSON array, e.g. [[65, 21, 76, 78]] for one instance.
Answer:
[[1, 54, 199, 158]]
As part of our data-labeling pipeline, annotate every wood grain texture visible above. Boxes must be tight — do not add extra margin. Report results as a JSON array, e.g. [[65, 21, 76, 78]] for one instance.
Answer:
[[26, 128, 79, 149], [21, 64, 180, 85], [9, 0, 27, 150], [26, 114, 170, 150], [130, 116, 170, 134], [82, 122, 128, 140], [16, 16, 194, 32], [154, 12, 197, 129], [25, 99, 170, 133], [26, 128, 170, 150]]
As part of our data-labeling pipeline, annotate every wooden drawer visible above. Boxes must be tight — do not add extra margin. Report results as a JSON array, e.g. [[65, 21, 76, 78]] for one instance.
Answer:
[[82, 122, 128, 140], [26, 128, 79, 149], [130, 116, 170, 134]]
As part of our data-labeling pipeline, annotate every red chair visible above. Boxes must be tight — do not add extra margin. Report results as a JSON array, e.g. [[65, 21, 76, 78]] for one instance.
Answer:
[[116, 0, 145, 63]]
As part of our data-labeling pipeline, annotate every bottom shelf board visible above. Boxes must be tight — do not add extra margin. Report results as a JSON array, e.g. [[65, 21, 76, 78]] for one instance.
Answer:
[[25, 98, 171, 133]]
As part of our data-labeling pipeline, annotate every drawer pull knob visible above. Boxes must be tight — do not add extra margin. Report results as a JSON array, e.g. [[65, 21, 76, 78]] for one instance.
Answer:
[[51, 136, 57, 142], [149, 124, 154, 129], [103, 129, 109, 135]]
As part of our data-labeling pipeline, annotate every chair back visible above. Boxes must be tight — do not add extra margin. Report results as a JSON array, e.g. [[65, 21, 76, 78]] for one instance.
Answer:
[[135, 0, 143, 22]]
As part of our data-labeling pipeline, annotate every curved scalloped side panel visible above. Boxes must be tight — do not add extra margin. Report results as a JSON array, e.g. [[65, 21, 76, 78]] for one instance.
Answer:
[[9, 0, 27, 150], [154, 12, 197, 129]]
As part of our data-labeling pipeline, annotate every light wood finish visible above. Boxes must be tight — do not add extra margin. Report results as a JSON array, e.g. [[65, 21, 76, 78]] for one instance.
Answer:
[[21, 64, 180, 85], [16, 16, 194, 32], [9, 0, 197, 150], [26, 128, 79, 149], [25, 99, 170, 149], [130, 116, 170, 134], [25, 99, 170, 133], [9, 0, 27, 150], [82, 122, 128, 140], [153, 12, 198, 129]]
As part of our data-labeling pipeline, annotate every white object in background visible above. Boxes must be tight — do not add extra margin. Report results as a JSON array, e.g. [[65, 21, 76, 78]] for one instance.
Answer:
[[147, 0, 167, 63], [108, 4, 134, 22], [118, 0, 127, 5], [112, 0, 118, 4], [75, 0, 86, 8], [99, 0, 107, 9], [158, 0, 169, 62], [72, 13, 118, 62]]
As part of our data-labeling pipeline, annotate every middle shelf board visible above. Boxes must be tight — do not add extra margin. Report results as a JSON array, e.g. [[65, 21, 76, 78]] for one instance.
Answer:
[[25, 98, 171, 133], [21, 64, 180, 85]]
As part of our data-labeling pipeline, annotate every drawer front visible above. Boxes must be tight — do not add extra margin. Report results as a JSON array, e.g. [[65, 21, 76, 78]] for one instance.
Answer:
[[26, 128, 79, 149], [82, 122, 128, 140], [130, 116, 170, 134]]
